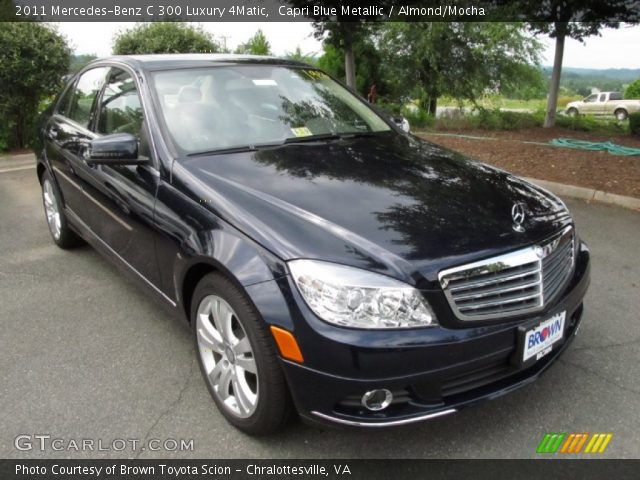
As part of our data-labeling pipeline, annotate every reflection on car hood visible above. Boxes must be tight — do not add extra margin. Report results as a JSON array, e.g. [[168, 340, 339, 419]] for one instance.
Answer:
[[177, 133, 571, 284]]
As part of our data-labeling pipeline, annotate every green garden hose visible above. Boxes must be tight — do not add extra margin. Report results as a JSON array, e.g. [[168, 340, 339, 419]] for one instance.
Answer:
[[549, 138, 640, 156]]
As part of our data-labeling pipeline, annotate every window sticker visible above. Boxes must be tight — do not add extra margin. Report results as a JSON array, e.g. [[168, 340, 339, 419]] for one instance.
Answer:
[[290, 127, 313, 137], [300, 70, 326, 80], [252, 79, 278, 86]]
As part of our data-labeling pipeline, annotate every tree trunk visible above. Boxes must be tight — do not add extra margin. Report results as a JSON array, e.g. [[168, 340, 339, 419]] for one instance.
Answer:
[[344, 43, 356, 89], [343, 27, 356, 89], [544, 27, 566, 128], [428, 97, 438, 117]]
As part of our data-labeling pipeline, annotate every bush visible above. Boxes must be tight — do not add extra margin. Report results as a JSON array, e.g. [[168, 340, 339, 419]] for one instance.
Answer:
[[113, 23, 219, 55], [556, 95, 582, 108], [433, 109, 540, 131], [629, 113, 640, 137], [555, 114, 628, 135], [0, 23, 71, 150], [401, 106, 434, 129], [624, 79, 640, 99]]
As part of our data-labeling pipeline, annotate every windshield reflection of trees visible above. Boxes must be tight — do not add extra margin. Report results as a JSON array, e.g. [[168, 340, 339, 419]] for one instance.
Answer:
[[276, 77, 370, 136]]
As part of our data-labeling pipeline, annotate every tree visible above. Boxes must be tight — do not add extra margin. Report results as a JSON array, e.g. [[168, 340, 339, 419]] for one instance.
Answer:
[[625, 79, 640, 99], [286, 1, 385, 88], [378, 23, 541, 115], [70, 54, 98, 73], [113, 22, 219, 55], [284, 46, 318, 65], [235, 29, 272, 55], [0, 23, 71, 149], [318, 36, 383, 96], [524, 0, 636, 127]]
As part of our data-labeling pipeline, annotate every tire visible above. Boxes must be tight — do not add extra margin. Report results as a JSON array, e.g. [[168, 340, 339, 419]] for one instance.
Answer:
[[566, 108, 578, 118], [614, 109, 628, 121], [191, 273, 293, 435], [41, 171, 84, 249]]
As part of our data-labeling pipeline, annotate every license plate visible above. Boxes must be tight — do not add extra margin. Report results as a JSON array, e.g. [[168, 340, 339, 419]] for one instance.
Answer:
[[522, 312, 566, 362]]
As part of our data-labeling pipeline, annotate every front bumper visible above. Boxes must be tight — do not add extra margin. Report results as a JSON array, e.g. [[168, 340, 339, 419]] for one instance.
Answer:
[[267, 242, 590, 428]]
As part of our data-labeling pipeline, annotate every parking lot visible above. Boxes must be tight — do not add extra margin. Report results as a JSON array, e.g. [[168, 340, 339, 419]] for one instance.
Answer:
[[1, 157, 639, 459]]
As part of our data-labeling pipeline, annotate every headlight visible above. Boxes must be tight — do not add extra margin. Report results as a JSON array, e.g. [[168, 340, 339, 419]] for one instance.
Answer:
[[288, 259, 437, 329]]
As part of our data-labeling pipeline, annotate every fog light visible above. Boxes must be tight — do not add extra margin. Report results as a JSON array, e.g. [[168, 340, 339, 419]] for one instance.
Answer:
[[361, 389, 393, 411]]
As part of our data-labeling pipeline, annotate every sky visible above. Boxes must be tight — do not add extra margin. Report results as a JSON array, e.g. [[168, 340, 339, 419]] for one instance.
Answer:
[[55, 22, 640, 69]]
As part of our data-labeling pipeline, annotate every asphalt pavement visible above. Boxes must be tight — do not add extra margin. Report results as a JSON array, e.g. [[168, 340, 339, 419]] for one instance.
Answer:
[[1, 157, 638, 459]]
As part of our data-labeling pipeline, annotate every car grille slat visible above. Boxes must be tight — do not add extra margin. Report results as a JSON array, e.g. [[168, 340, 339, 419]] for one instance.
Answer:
[[439, 227, 575, 321], [449, 264, 540, 293], [453, 279, 541, 301]]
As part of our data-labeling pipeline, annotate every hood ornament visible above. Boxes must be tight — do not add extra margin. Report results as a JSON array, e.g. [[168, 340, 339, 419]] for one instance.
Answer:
[[511, 203, 526, 232]]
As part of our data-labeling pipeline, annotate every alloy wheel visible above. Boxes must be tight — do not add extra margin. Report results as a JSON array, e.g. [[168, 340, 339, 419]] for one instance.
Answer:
[[43, 179, 61, 240], [196, 295, 259, 418]]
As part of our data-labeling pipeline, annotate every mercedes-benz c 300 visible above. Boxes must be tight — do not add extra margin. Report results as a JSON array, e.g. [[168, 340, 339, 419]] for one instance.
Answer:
[[35, 55, 590, 434]]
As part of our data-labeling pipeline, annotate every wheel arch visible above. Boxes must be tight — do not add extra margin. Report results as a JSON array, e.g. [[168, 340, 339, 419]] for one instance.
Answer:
[[176, 232, 286, 325]]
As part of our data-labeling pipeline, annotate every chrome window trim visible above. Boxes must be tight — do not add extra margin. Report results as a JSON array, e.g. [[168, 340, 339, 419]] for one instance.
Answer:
[[439, 226, 575, 321]]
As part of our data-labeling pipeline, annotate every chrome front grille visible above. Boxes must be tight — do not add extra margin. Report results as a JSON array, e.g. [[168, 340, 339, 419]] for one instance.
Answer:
[[439, 227, 575, 320]]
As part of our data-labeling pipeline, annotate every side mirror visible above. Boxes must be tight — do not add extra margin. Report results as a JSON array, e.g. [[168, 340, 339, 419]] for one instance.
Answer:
[[87, 133, 146, 165]]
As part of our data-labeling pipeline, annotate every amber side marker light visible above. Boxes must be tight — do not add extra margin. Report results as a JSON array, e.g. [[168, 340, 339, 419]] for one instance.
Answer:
[[270, 326, 304, 363]]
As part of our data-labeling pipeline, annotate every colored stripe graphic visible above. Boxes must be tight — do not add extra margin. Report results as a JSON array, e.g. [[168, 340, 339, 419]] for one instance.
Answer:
[[539, 433, 613, 454], [585, 433, 613, 453], [560, 433, 589, 453], [537, 433, 566, 453]]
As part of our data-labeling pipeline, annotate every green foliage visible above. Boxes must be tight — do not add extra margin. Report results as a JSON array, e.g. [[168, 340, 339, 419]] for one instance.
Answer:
[[284, 46, 317, 66], [378, 23, 541, 113], [401, 107, 435, 129], [112, 23, 219, 55], [0, 22, 71, 150], [318, 36, 383, 96], [70, 54, 98, 73], [235, 29, 272, 56], [629, 113, 640, 137], [421, 109, 629, 136], [624, 79, 640, 99]]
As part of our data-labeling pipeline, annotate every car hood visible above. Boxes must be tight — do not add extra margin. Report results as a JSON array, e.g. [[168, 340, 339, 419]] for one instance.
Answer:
[[176, 133, 571, 285]]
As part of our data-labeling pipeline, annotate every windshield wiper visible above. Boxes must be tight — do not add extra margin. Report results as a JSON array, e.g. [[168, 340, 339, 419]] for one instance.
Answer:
[[187, 131, 380, 157], [282, 133, 342, 144], [187, 141, 284, 157]]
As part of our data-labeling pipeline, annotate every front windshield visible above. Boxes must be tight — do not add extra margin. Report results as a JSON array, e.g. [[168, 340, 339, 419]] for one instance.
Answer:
[[151, 65, 391, 155]]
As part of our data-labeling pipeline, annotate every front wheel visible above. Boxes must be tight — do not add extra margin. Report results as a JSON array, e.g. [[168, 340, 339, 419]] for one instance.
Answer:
[[192, 273, 293, 435], [566, 108, 579, 118], [614, 109, 628, 121]]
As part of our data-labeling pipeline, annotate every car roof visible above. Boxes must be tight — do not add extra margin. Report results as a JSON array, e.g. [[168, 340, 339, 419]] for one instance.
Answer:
[[92, 54, 311, 71]]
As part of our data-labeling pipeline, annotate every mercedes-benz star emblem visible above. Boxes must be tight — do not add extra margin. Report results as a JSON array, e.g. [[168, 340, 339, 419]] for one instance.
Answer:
[[511, 203, 526, 232]]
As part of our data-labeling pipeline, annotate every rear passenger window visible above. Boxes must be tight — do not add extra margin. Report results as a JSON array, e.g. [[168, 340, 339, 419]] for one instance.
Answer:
[[67, 67, 108, 128], [599, 93, 606, 102]]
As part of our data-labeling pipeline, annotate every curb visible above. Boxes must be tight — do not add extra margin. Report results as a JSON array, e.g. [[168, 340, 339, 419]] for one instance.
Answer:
[[522, 177, 640, 212]]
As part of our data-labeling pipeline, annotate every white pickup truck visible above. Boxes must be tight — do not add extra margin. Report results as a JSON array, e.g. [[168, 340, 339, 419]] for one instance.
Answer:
[[565, 91, 640, 120]]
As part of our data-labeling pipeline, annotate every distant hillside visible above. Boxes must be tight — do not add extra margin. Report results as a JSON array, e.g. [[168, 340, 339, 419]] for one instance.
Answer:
[[540, 67, 640, 96], [543, 67, 640, 82]]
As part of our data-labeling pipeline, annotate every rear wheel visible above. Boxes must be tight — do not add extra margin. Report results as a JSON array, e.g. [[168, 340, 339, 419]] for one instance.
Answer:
[[614, 108, 628, 121], [192, 273, 293, 435], [41, 171, 83, 249]]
